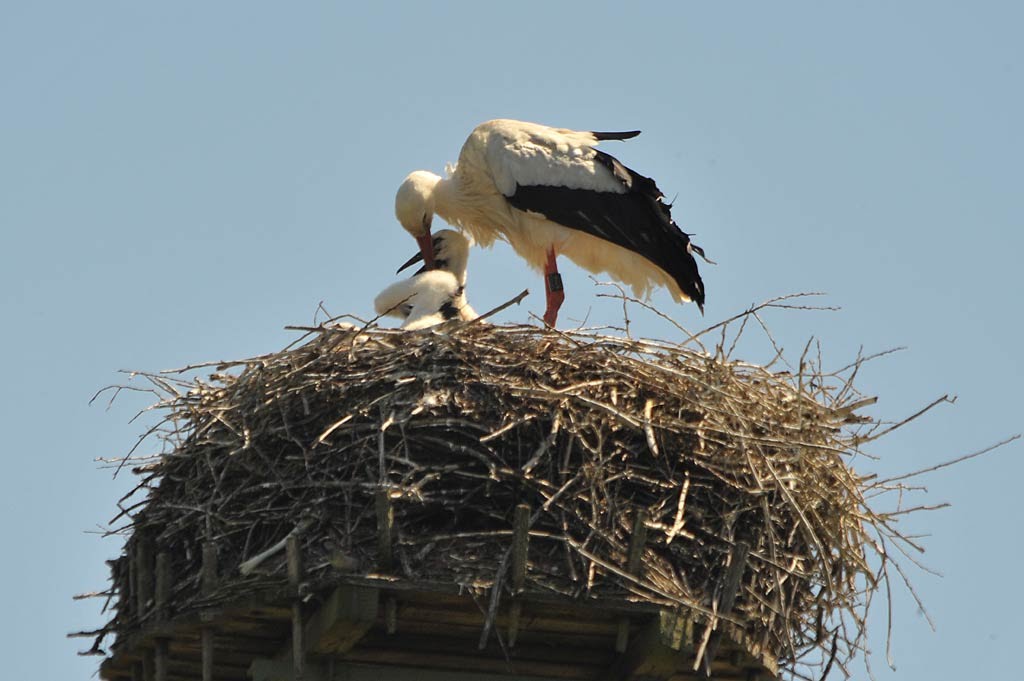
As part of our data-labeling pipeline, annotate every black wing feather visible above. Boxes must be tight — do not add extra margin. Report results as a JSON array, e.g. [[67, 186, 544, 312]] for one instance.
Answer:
[[505, 149, 705, 308]]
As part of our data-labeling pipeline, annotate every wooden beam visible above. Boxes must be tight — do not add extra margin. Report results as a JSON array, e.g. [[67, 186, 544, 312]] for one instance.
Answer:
[[717, 542, 749, 621], [318, 574, 666, 616], [126, 551, 137, 623], [153, 550, 171, 681], [344, 644, 605, 680], [375, 489, 393, 572], [249, 657, 330, 681], [699, 541, 750, 677], [508, 503, 531, 648], [154, 552, 171, 622], [602, 609, 694, 681], [286, 535, 305, 680], [200, 627, 214, 677], [135, 539, 153, 618], [304, 584, 380, 655], [376, 490, 397, 638], [248, 583, 378, 676], [153, 639, 168, 681], [384, 595, 398, 635], [616, 509, 648, 653], [201, 626, 214, 680], [200, 541, 217, 681], [141, 649, 154, 681]]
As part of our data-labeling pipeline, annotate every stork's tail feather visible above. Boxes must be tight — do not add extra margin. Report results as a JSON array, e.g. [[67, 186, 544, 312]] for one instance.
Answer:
[[671, 249, 706, 314], [688, 281, 706, 314], [689, 242, 716, 265], [590, 130, 642, 141]]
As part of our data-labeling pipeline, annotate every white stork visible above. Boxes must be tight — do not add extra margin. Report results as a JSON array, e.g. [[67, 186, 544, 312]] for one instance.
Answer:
[[394, 119, 710, 326], [373, 229, 478, 329]]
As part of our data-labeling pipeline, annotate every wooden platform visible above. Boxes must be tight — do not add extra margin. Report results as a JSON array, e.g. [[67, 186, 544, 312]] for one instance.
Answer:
[[99, 575, 777, 681]]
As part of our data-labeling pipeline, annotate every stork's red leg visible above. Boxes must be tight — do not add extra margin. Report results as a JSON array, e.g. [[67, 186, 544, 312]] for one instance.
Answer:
[[543, 248, 564, 327]]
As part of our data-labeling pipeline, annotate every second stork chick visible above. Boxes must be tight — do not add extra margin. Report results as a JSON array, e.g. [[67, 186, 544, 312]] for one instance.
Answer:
[[373, 229, 478, 329]]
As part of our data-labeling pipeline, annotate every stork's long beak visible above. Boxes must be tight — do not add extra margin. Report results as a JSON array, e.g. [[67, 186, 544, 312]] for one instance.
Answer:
[[416, 233, 436, 270]]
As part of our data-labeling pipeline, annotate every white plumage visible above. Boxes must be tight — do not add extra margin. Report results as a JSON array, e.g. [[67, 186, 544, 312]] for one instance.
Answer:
[[395, 119, 708, 326], [373, 229, 478, 330]]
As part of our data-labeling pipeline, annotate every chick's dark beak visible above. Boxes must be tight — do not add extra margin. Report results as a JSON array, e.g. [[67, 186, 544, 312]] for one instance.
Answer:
[[396, 248, 425, 275]]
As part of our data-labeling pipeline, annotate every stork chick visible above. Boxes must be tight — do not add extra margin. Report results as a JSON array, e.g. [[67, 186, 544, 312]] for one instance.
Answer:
[[374, 229, 477, 329]]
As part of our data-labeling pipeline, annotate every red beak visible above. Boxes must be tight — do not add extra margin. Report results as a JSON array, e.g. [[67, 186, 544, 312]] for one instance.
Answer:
[[416, 233, 436, 269]]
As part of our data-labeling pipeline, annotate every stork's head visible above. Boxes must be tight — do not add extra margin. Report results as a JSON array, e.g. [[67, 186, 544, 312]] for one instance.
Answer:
[[395, 171, 443, 268], [397, 229, 471, 285]]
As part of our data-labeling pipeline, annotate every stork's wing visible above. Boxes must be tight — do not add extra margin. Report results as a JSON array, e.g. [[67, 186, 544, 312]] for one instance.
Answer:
[[500, 142, 706, 308], [483, 121, 633, 196]]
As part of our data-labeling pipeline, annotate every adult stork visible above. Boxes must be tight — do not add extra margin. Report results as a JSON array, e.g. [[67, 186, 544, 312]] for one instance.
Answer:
[[374, 229, 478, 329], [394, 119, 710, 326]]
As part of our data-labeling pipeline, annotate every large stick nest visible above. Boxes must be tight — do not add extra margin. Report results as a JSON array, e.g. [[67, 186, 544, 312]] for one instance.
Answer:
[[90, 312, 927, 679]]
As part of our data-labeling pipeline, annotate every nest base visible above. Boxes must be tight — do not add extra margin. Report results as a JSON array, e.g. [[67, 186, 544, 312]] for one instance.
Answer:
[[86, 321, 902, 681], [100, 575, 777, 681]]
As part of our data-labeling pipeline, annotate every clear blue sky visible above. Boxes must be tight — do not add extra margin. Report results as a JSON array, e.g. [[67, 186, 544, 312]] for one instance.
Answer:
[[2, 3, 1020, 679]]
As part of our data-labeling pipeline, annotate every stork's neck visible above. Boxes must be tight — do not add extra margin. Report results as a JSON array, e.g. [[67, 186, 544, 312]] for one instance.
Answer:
[[430, 167, 506, 250], [431, 173, 459, 221], [431, 173, 476, 237]]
